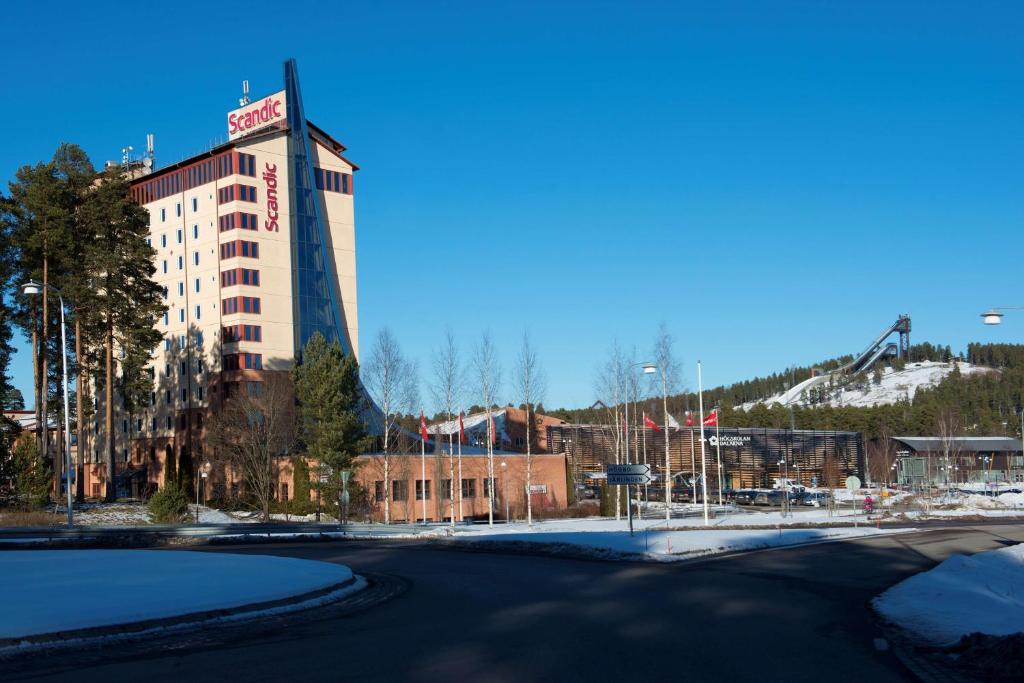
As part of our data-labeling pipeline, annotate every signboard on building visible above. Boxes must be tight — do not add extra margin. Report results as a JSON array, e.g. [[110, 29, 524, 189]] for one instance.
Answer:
[[227, 90, 287, 140]]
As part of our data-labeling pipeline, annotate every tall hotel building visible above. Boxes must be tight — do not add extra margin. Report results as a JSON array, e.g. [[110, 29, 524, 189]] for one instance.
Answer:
[[87, 60, 359, 497]]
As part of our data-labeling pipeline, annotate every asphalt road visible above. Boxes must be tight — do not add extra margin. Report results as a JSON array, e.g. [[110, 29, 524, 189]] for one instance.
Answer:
[[6, 524, 1024, 682]]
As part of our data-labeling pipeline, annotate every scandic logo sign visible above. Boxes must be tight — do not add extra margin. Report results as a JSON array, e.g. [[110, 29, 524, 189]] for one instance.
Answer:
[[227, 90, 287, 140]]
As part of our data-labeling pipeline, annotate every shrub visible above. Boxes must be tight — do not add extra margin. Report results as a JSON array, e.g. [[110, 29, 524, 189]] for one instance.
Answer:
[[148, 482, 190, 523]]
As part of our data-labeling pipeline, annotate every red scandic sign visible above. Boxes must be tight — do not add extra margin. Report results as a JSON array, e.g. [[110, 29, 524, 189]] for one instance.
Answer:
[[227, 91, 287, 141], [263, 162, 279, 231]]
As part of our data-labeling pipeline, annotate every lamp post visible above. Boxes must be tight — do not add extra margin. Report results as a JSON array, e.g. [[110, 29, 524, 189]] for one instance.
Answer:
[[778, 458, 789, 518], [22, 281, 73, 528], [624, 362, 657, 535], [197, 460, 211, 523]]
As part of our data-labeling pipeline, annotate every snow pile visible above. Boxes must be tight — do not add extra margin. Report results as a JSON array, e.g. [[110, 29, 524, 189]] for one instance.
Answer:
[[74, 504, 151, 526], [874, 544, 1024, 645], [960, 493, 1024, 510], [0, 550, 354, 639], [449, 517, 909, 559], [743, 361, 991, 409]]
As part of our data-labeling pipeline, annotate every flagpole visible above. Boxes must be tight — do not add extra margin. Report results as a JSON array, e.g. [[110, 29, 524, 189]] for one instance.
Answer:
[[458, 409, 464, 523], [624, 391, 633, 536], [642, 413, 649, 506], [716, 408, 723, 506], [698, 362, 709, 526], [421, 409, 427, 525], [449, 411, 455, 529], [688, 410, 696, 505]]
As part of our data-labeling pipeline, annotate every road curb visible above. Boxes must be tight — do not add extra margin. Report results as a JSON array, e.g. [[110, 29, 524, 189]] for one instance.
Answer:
[[0, 575, 360, 653]]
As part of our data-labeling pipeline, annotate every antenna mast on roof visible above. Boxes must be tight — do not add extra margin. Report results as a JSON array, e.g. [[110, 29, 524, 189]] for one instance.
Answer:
[[239, 80, 251, 107]]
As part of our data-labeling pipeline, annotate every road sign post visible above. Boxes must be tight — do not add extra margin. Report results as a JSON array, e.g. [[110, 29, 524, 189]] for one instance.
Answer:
[[606, 465, 652, 535]]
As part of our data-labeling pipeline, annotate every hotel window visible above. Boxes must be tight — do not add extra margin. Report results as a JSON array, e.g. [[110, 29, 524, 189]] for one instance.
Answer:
[[415, 480, 431, 501], [374, 481, 385, 502], [166, 416, 173, 429], [221, 270, 237, 287], [162, 286, 168, 299], [164, 338, 171, 351], [176, 203, 181, 218], [160, 234, 167, 248], [223, 353, 240, 371], [239, 185, 257, 202], [192, 198, 198, 212], [162, 260, 168, 274], [220, 242, 237, 259], [181, 388, 188, 402], [178, 282, 184, 296], [392, 480, 409, 502], [195, 305, 201, 320], [242, 297, 261, 314], [177, 256, 184, 270], [146, 237, 151, 247], [193, 251, 200, 266], [178, 309, 185, 323], [219, 214, 236, 232], [163, 312, 169, 325], [239, 212, 257, 230], [193, 224, 199, 239], [243, 353, 262, 370], [461, 479, 476, 499], [222, 298, 238, 314], [197, 387, 204, 401], [151, 392, 156, 406], [218, 186, 234, 204], [165, 389, 171, 403], [241, 240, 259, 258], [160, 208, 166, 222], [238, 153, 256, 177], [242, 269, 260, 286], [151, 417, 157, 431], [180, 361, 187, 375], [194, 278, 201, 293]]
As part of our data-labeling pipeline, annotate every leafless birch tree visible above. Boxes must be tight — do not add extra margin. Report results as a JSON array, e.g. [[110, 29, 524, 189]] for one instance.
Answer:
[[596, 342, 627, 520], [206, 373, 296, 522], [431, 329, 463, 527], [364, 328, 418, 524], [516, 331, 546, 525], [652, 323, 681, 519], [473, 331, 501, 526]]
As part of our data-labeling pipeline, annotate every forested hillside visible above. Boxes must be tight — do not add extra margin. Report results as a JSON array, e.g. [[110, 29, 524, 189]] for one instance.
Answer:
[[549, 343, 1024, 439]]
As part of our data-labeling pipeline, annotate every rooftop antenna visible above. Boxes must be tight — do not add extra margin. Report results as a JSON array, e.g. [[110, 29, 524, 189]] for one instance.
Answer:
[[239, 80, 251, 107], [142, 133, 155, 173], [121, 145, 134, 167]]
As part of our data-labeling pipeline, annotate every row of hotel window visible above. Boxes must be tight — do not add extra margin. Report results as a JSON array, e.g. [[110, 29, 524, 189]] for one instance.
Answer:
[[220, 240, 260, 259], [161, 253, 200, 273], [219, 212, 260, 232], [374, 479, 497, 502], [221, 268, 260, 287], [223, 352, 263, 370], [159, 296, 261, 325], [149, 224, 200, 247], [132, 152, 255, 204], [313, 167, 353, 194], [218, 184, 257, 204]]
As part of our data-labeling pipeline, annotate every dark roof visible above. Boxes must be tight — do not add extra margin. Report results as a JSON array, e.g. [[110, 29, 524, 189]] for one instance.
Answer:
[[894, 436, 1023, 453]]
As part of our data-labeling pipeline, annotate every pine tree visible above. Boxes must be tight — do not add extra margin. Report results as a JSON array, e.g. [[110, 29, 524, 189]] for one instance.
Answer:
[[292, 333, 369, 498], [80, 169, 165, 501], [177, 446, 193, 499]]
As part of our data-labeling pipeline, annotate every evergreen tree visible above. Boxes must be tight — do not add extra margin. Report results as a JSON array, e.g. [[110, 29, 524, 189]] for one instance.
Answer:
[[293, 457, 311, 502], [292, 333, 369, 488], [163, 446, 177, 488], [80, 168, 165, 501], [177, 446, 194, 499]]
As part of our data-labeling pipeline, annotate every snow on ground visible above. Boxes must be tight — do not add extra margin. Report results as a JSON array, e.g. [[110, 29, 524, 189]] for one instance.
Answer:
[[742, 361, 991, 409], [445, 517, 911, 560], [0, 550, 354, 640], [73, 503, 151, 526], [874, 544, 1024, 645]]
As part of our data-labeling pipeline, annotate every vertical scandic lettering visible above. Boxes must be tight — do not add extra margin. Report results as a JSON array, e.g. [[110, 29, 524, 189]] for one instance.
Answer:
[[263, 163, 279, 231]]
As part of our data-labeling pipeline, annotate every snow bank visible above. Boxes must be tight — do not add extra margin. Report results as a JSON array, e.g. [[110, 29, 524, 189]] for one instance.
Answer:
[[449, 517, 908, 559], [874, 544, 1024, 645], [0, 550, 353, 639]]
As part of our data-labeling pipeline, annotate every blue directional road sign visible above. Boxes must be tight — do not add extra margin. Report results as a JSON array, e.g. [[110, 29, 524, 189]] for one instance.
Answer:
[[606, 463, 651, 485]]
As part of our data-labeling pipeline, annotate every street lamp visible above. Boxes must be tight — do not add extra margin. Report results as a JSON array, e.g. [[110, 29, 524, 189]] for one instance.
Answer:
[[22, 280, 73, 528], [501, 461, 509, 523], [777, 458, 790, 518], [196, 461, 211, 523]]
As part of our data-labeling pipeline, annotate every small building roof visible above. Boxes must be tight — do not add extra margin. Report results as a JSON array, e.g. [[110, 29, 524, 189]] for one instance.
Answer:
[[894, 436, 1023, 453]]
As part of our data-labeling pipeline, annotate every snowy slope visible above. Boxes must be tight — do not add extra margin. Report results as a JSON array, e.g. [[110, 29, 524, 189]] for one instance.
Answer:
[[741, 361, 991, 410]]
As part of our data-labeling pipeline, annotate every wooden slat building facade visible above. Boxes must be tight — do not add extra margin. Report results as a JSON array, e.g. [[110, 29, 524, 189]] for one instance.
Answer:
[[548, 425, 864, 490]]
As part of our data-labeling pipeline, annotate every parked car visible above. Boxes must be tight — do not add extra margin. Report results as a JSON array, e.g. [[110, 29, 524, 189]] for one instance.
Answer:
[[801, 491, 832, 507], [753, 491, 781, 506], [734, 489, 760, 505]]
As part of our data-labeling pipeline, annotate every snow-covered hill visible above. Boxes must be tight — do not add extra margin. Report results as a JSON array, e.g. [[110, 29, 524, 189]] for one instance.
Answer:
[[740, 361, 992, 410]]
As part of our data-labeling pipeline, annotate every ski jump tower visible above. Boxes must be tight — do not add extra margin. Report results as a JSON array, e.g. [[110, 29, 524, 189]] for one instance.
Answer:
[[840, 314, 911, 375]]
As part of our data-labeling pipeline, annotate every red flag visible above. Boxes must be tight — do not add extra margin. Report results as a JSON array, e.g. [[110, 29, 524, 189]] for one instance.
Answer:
[[420, 410, 429, 443], [459, 412, 465, 444], [703, 410, 718, 427], [685, 411, 694, 427], [643, 412, 661, 432]]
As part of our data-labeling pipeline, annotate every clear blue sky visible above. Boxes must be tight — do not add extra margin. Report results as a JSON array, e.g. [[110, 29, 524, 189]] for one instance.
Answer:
[[3, 1, 1022, 410]]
